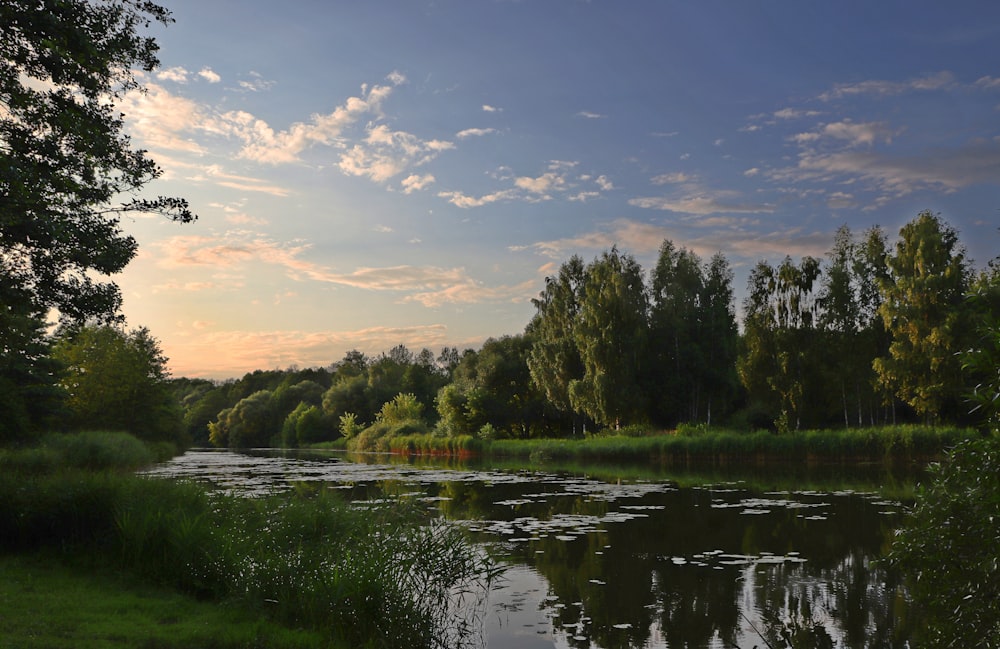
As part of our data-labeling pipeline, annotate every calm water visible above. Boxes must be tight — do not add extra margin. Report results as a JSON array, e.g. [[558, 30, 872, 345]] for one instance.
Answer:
[[143, 449, 916, 648]]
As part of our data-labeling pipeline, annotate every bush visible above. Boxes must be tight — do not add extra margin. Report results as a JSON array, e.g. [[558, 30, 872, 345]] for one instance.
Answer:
[[889, 436, 1000, 647]]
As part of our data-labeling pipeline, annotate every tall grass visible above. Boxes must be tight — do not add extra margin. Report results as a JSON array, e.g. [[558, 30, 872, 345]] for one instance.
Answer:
[[0, 430, 175, 474], [0, 434, 498, 649], [486, 424, 971, 465]]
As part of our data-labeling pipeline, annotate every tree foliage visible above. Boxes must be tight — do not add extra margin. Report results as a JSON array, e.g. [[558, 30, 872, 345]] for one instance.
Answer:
[[875, 211, 972, 423], [889, 437, 1000, 648], [569, 248, 649, 429], [52, 324, 182, 443], [1, 0, 195, 323]]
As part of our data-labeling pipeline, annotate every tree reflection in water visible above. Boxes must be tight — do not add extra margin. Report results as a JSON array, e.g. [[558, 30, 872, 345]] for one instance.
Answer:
[[145, 450, 916, 649]]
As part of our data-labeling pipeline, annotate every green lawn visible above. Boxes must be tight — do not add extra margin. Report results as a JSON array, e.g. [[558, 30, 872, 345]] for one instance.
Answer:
[[0, 554, 334, 649]]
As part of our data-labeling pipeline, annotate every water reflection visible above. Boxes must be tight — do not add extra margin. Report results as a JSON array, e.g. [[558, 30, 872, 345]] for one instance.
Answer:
[[143, 449, 914, 648]]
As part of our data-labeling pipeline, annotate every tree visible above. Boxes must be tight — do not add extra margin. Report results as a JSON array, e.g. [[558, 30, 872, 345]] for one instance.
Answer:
[[1, 0, 195, 324], [737, 256, 823, 432], [527, 255, 586, 426], [52, 324, 183, 443], [569, 248, 649, 429], [209, 389, 276, 448], [438, 335, 546, 438], [874, 211, 972, 423], [648, 240, 705, 425], [0, 284, 65, 442], [698, 252, 740, 426]]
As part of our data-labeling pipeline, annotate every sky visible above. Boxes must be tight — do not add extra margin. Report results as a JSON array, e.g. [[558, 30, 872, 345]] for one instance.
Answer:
[[114, 0, 1000, 380]]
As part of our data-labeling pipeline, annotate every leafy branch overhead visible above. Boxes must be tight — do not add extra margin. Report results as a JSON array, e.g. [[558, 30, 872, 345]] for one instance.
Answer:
[[1, 0, 195, 323]]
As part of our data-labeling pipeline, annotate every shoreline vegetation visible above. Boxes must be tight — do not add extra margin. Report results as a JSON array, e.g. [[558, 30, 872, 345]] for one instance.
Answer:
[[0, 431, 497, 649], [307, 423, 973, 466]]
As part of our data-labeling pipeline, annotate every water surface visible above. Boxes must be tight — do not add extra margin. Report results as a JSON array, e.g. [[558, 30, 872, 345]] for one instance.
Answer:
[[144, 449, 915, 648]]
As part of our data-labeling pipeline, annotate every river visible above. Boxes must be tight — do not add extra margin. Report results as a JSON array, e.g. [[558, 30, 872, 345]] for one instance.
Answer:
[[143, 449, 917, 648]]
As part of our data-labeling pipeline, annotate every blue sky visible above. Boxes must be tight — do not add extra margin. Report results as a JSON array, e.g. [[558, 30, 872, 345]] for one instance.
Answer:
[[115, 0, 1000, 378]]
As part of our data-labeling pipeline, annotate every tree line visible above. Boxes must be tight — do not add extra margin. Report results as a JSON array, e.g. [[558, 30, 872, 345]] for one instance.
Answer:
[[160, 210, 995, 448], [2, 209, 995, 449]]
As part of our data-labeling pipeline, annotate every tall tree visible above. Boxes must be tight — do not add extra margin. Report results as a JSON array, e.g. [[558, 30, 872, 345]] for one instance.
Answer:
[[527, 255, 587, 429], [569, 248, 649, 429], [648, 240, 705, 425], [874, 211, 972, 423], [698, 252, 740, 426], [738, 256, 822, 431]]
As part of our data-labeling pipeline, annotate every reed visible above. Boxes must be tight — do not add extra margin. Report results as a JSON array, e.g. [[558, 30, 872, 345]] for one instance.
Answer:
[[486, 425, 971, 465]]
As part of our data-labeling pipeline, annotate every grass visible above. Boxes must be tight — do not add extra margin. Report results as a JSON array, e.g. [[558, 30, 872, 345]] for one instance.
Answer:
[[0, 432, 498, 649], [0, 553, 328, 649]]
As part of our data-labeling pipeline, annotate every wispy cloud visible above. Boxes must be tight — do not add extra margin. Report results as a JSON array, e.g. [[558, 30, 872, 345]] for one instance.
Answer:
[[818, 71, 954, 101], [237, 71, 276, 93], [628, 191, 775, 216], [153, 232, 529, 307], [511, 218, 830, 268], [439, 160, 611, 207], [456, 127, 498, 138], [791, 120, 899, 147], [768, 140, 1000, 198], [577, 111, 606, 119]]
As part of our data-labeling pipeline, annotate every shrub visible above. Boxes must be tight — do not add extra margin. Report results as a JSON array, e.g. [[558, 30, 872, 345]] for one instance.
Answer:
[[889, 436, 1000, 647]]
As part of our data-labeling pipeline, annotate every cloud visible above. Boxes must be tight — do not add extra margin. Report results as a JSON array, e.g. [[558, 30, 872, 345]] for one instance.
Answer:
[[153, 232, 527, 306], [652, 172, 696, 185], [456, 127, 497, 138], [338, 124, 453, 182], [511, 219, 675, 258], [221, 72, 405, 164], [628, 193, 775, 215], [792, 120, 898, 147], [482, 104, 502, 112], [438, 189, 517, 208], [976, 76, 1000, 89], [768, 140, 1000, 197], [198, 67, 221, 83], [577, 111, 605, 119], [511, 218, 832, 270], [404, 279, 537, 308], [119, 82, 206, 154], [237, 71, 276, 93], [156, 66, 189, 83], [773, 107, 823, 120], [515, 172, 566, 195], [194, 165, 292, 196], [818, 71, 954, 101], [440, 160, 613, 207], [401, 173, 435, 193]]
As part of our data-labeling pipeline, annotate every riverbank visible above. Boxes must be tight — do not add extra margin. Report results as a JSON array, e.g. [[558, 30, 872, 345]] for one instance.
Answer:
[[0, 432, 496, 649], [321, 424, 973, 465], [0, 553, 326, 649]]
